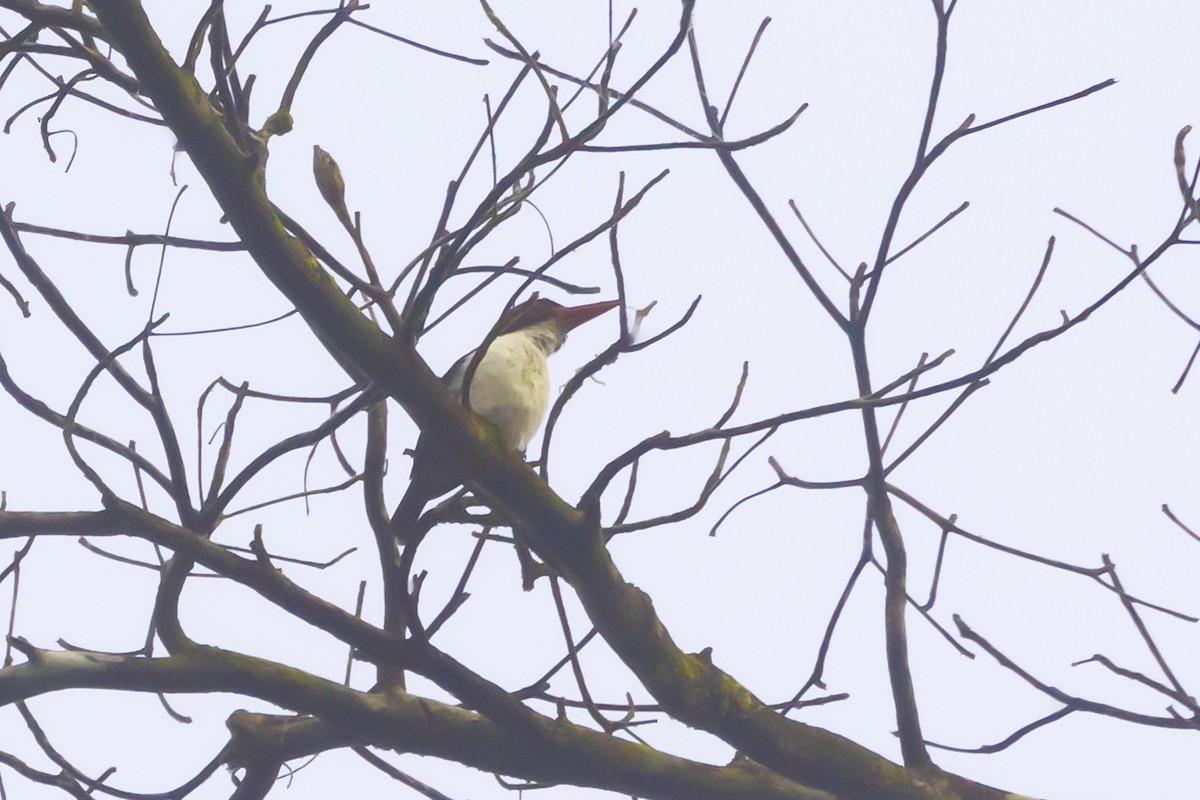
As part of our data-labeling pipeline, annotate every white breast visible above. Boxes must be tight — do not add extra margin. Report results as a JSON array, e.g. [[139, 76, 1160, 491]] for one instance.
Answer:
[[443, 321, 558, 452]]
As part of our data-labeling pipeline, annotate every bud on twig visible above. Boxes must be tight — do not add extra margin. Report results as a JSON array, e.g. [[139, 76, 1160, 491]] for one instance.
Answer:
[[313, 145, 352, 230]]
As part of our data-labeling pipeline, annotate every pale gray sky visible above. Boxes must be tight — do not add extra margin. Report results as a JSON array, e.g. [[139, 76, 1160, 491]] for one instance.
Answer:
[[2, 2, 1198, 798]]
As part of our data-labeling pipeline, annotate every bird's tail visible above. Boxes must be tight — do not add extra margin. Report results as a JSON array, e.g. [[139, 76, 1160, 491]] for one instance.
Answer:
[[392, 480, 431, 545], [393, 436, 460, 544]]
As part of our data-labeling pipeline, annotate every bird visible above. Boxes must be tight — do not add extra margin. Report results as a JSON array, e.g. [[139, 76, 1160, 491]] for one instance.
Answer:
[[392, 296, 620, 542]]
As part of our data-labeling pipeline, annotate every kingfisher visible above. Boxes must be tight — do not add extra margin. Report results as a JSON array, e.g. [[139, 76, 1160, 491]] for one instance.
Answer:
[[393, 296, 620, 541]]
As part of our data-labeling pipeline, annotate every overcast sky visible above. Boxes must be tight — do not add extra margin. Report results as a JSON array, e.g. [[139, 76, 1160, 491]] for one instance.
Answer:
[[2, 2, 1199, 799]]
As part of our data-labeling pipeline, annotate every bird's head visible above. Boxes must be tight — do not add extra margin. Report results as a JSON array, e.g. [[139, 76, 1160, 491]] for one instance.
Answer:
[[498, 296, 621, 348]]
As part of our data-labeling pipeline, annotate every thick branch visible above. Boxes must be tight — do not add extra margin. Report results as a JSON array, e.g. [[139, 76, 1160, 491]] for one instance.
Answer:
[[0, 646, 832, 800]]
